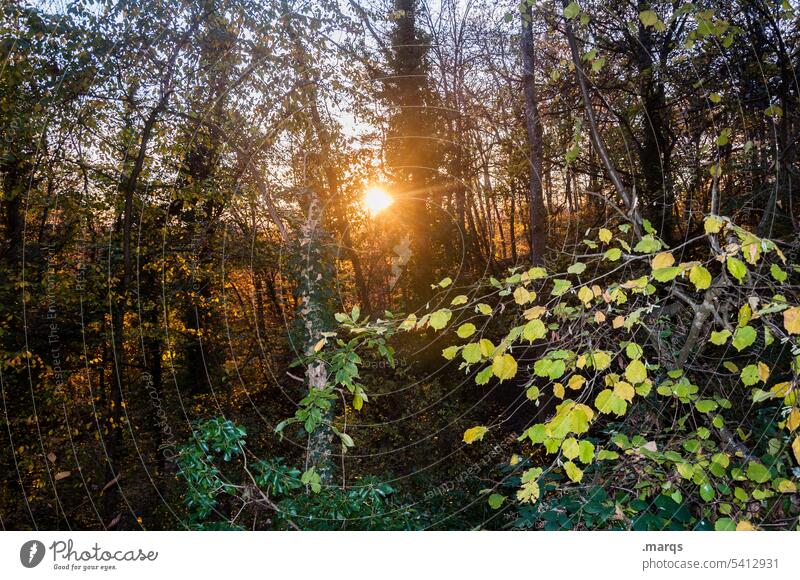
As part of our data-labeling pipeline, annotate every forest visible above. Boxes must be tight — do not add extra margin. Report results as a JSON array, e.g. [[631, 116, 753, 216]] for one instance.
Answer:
[[1, 0, 799, 532]]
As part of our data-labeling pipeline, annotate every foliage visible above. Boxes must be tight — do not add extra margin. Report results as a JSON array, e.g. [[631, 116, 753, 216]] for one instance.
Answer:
[[176, 418, 421, 530], [326, 215, 800, 530]]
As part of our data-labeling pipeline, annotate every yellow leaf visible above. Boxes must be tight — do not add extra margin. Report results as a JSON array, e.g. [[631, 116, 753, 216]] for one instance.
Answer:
[[783, 307, 800, 334], [757, 362, 770, 382], [704, 215, 724, 234], [553, 383, 565, 399], [463, 426, 488, 444], [313, 338, 326, 352], [578, 286, 594, 306], [594, 311, 606, 323], [612, 316, 624, 329], [492, 354, 518, 381], [524, 306, 547, 320], [792, 437, 800, 465], [787, 408, 800, 432], [736, 521, 756, 531], [598, 228, 612, 243], [625, 360, 647, 384], [591, 350, 612, 370], [568, 375, 586, 390], [651, 252, 675, 270], [613, 381, 635, 402], [514, 286, 532, 305]]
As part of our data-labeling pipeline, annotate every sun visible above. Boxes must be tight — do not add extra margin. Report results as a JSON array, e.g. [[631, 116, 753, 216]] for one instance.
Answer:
[[363, 186, 394, 215]]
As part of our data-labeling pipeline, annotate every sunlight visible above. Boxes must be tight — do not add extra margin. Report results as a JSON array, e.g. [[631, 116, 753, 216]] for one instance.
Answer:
[[363, 186, 394, 215]]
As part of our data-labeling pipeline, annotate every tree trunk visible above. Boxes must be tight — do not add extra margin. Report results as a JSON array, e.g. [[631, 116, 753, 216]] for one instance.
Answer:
[[521, 5, 547, 264]]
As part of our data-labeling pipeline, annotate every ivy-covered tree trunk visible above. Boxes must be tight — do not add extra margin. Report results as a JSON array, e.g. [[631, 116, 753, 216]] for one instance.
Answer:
[[300, 191, 335, 485]]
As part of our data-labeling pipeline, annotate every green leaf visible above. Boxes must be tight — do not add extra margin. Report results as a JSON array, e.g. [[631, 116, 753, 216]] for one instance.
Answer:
[[475, 366, 493, 385], [731, 326, 756, 351], [700, 483, 715, 502], [527, 266, 548, 279], [689, 265, 712, 290], [568, 262, 587, 275], [726, 257, 747, 283], [710, 329, 731, 345], [563, 2, 581, 20], [598, 449, 619, 461], [714, 517, 736, 531], [442, 346, 459, 360], [438, 277, 453, 288], [746, 461, 771, 484], [652, 267, 680, 282], [633, 235, 662, 253], [770, 263, 787, 282], [487, 493, 505, 509], [578, 440, 595, 464], [522, 319, 547, 342], [739, 364, 760, 386], [603, 248, 622, 261], [462, 342, 482, 364], [625, 342, 643, 360], [457, 323, 476, 338], [429, 309, 452, 330], [695, 399, 718, 414], [477, 303, 493, 315], [551, 279, 572, 296], [638, 10, 659, 27]]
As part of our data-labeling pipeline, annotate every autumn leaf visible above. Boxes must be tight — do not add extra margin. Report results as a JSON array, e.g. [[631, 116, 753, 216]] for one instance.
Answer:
[[783, 307, 800, 334], [651, 252, 675, 270], [463, 426, 488, 444], [492, 354, 518, 381]]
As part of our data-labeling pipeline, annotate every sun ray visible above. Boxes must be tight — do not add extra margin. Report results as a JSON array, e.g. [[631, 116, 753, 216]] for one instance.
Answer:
[[363, 186, 394, 215]]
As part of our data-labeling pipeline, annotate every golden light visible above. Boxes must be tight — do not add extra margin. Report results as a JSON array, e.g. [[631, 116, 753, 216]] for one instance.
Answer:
[[363, 186, 394, 215]]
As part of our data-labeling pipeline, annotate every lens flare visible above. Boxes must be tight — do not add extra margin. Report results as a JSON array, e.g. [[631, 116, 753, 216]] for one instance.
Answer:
[[363, 186, 393, 214]]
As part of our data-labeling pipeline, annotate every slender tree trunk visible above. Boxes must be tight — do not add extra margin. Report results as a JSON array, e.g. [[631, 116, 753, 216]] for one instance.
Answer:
[[521, 5, 546, 264]]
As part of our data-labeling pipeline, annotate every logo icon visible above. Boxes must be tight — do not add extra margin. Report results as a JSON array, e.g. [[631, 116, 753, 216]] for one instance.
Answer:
[[20, 540, 45, 568]]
